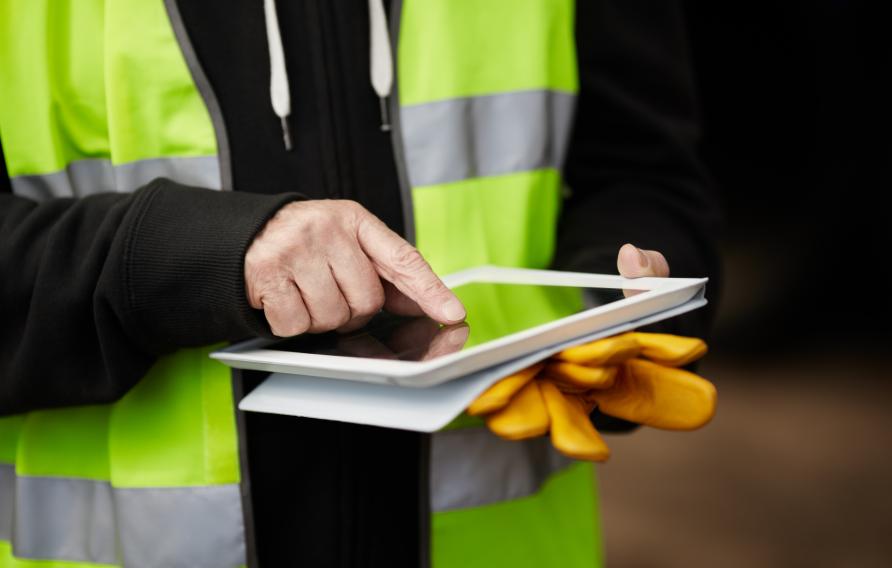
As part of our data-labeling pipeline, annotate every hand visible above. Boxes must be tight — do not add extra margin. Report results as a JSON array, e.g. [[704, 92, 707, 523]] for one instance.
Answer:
[[616, 243, 670, 278], [245, 200, 466, 336]]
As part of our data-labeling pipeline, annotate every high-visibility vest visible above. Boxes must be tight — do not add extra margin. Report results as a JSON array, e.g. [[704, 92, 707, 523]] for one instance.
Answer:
[[0, 0, 602, 566]]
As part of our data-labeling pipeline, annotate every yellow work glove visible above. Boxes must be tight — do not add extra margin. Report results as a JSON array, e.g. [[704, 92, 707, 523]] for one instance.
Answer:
[[467, 332, 717, 462]]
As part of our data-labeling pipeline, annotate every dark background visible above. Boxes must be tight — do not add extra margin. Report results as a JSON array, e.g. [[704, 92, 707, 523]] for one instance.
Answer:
[[599, 2, 892, 566]]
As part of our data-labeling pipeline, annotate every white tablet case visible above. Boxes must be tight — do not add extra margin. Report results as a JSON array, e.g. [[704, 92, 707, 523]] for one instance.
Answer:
[[238, 292, 706, 432], [214, 266, 707, 386]]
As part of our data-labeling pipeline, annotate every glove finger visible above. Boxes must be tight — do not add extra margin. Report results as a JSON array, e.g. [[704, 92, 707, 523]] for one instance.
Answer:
[[588, 358, 717, 430], [543, 377, 590, 395], [485, 380, 550, 441], [545, 362, 618, 390], [631, 332, 708, 367], [555, 333, 640, 365], [540, 381, 611, 462], [467, 362, 544, 416], [564, 391, 598, 414]]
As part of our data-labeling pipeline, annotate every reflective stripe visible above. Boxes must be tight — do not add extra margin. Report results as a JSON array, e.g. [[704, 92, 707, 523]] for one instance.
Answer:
[[3, 472, 244, 567], [0, 464, 13, 542], [400, 89, 575, 188], [430, 427, 572, 512], [116, 484, 245, 568], [10, 155, 221, 201], [14, 476, 117, 565]]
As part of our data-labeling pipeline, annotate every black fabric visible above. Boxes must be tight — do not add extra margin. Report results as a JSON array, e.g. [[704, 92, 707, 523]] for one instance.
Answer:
[[0, 179, 297, 413], [174, 1, 425, 566], [0, 138, 10, 194], [174, 0, 406, 229], [0, 0, 721, 566], [244, 408, 426, 568], [556, 0, 722, 338]]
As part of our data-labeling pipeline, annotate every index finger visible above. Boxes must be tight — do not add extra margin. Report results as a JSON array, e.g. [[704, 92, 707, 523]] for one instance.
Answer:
[[356, 215, 465, 324]]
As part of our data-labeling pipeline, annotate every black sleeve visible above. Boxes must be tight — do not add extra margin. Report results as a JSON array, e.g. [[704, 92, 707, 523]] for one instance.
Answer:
[[555, 0, 722, 338], [1, 141, 299, 414]]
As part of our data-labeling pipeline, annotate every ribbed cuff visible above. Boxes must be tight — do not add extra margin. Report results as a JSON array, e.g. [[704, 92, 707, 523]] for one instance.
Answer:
[[121, 178, 301, 351]]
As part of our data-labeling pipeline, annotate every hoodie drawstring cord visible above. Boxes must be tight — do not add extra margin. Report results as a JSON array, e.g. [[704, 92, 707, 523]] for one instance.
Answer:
[[263, 0, 394, 149]]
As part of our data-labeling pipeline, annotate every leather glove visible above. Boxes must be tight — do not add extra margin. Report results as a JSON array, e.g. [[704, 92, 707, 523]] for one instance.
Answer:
[[467, 332, 717, 462]]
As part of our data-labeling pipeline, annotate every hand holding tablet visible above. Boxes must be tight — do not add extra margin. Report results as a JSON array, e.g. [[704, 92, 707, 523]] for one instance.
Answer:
[[214, 266, 708, 388]]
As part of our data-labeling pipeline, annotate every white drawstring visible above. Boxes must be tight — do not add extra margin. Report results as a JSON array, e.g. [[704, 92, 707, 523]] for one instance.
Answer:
[[368, 0, 393, 131], [263, 0, 393, 147], [263, 0, 293, 150]]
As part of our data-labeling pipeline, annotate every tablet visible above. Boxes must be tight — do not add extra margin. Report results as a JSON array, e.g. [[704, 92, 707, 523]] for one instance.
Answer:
[[212, 266, 707, 387]]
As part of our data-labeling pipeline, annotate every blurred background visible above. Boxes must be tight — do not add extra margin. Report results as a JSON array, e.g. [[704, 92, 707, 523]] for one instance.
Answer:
[[598, 2, 892, 566]]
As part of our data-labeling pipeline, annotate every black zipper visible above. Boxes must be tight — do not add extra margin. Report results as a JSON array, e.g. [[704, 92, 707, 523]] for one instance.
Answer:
[[386, 0, 417, 246], [305, 0, 347, 199], [304, 4, 353, 566]]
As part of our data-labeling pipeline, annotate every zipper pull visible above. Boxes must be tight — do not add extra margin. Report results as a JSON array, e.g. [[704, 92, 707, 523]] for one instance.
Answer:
[[378, 96, 391, 132], [280, 116, 294, 151]]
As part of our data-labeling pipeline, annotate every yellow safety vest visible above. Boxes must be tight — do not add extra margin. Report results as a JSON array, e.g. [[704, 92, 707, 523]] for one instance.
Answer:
[[0, 0, 601, 566]]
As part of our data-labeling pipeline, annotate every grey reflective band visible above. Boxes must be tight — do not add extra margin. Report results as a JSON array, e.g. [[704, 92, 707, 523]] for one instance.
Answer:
[[0, 464, 13, 542], [10, 155, 222, 201], [116, 484, 245, 568], [430, 427, 573, 512], [400, 89, 576, 188], [13, 475, 117, 564], [1, 470, 245, 567]]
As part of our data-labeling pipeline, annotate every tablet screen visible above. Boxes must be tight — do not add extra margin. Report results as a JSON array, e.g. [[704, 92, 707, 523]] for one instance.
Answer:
[[265, 282, 643, 362]]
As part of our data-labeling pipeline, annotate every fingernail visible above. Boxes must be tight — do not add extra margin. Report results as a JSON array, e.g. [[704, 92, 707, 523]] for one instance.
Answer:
[[635, 246, 649, 268], [443, 298, 466, 322]]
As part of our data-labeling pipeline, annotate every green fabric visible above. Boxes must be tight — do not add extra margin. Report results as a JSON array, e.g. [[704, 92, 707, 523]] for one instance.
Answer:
[[0, 0, 215, 177], [398, 0, 577, 105], [432, 462, 602, 568], [414, 169, 563, 275], [0, 542, 114, 568], [109, 346, 239, 487], [103, 0, 216, 164], [0, 0, 234, 488], [7, 347, 237, 487], [401, 1, 598, 565], [428, 223, 600, 568], [440, 413, 485, 432], [0, 417, 25, 464], [17, 406, 111, 480]]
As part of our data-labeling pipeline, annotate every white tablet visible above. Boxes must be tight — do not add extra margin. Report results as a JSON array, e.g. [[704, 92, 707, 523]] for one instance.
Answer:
[[212, 266, 707, 388]]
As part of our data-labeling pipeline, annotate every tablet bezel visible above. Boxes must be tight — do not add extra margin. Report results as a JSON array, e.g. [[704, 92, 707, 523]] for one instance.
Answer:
[[211, 266, 707, 387]]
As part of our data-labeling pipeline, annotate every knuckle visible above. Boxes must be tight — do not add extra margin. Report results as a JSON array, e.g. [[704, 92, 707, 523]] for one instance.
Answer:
[[303, 208, 336, 233], [265, 303, 309, 338], [260, 284, 310, 335], [391, 244, 428, 274], [339, 199, 366, 217], [271, 321, 296, 338], [311, 305, 351, 332], [287, 315, 311, 336], [334, 307, 352, 328], [336, 200, 369, 231], [352, 290, 385, 317], [253, 263, 288, 286], [415, 279, 450, 308]]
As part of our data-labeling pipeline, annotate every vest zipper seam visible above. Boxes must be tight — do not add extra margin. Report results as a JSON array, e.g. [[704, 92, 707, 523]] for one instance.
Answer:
[[386, 0, 416, 245]]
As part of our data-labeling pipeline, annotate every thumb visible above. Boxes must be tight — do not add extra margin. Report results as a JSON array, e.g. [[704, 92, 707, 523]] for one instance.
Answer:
[[617, 244, 670, 278]]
